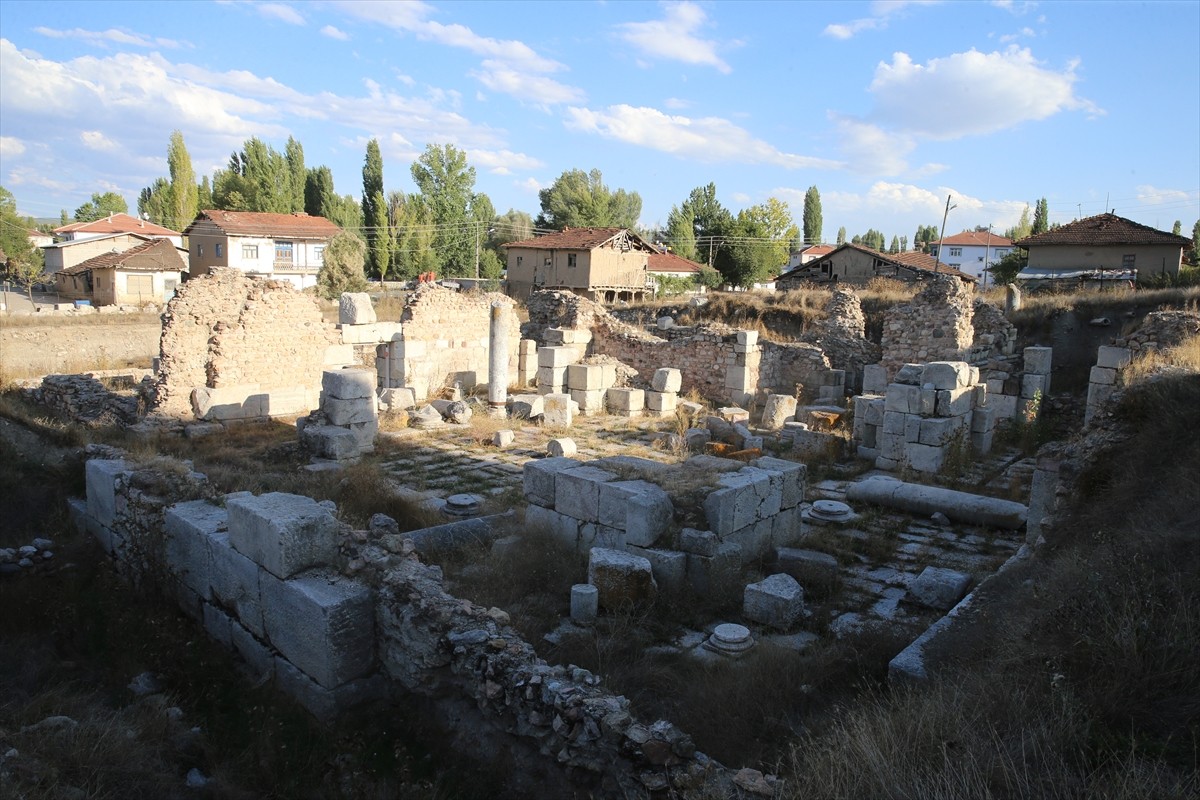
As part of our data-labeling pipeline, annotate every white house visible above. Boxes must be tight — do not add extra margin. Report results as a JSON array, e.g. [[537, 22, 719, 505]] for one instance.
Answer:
[[53, 213, 183, 248], [182, 210, 343, 290], [929, 230, 1014, 284]]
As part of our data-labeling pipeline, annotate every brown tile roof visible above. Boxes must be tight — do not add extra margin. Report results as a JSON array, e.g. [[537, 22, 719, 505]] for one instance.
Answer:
[[938, 230, 1014, 247], [803, 244, 835, 257], [505, 227, 656, 252], [54, 212, 180, 238], [777, 243, 975, 282], [61, 238, 186, 276], [183, 210, 343, 239], [648, 251, 703, 274], [1016, 213, 1191, 248]]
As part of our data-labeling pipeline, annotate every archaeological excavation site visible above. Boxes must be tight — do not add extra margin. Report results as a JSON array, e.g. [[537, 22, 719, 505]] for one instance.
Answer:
[[2, 273, 1198, 799]]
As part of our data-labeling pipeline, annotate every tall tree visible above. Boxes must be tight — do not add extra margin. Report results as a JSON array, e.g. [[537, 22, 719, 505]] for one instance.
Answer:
[[712, 198, 796, 288], [361, 140, 388, 279], [0, 186, 44, 300], [166, 130, 198, 230], [410, 143, 481, 276], [1005, 204, 1033, 241], [137, 179, 171, 227], [900, 235, 908, 252], [536, 168, 641, 231], [1032, 197, 1050, 235], [802, 185, 823, 245], [316, 231, 369, 300], [243, 138, 291, 213], [284, 136, 306, 213], [73, 192, 128, 222], [1171, 220, 1181, 236], [836, 226, 846, 245], [491, 208, 534, 247], [305, 166, 337, 219], [680, 183, 733, 266], [1191, 220, 1200, 263], [197, 175, 213, 211], [665, 204, 698, 261], [889, 235, 900, 254]]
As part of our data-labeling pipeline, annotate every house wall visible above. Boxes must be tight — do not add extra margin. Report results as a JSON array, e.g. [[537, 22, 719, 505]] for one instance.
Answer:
[[112, 270, 183, 306], [929, 243, 1013, 279], [189, 229, 328, 284], [506, 246, 648, 299], [1027, 244, 1182, 277], [779, 249, 880, 288], [42, 234, 149, 273]]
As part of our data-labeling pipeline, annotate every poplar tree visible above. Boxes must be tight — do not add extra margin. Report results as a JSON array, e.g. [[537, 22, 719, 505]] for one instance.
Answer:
[[285, 136, 306, 213], [361, 140, 388, 279], [166, 130, 198, 230], [802, 186, 822, 245], [1032, 197, 1050, 235]]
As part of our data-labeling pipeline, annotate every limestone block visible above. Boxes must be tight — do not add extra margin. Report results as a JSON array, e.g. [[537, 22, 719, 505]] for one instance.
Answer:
[[905, 442, 945, 473], [918, 416, 965, 446], [193, 385, 267, 421], [743, 573, 804, 629], [598, 480, 658, 529], [904, 414, 923, 443], [340, 322, 401, 345], [379, 387, 416, 411], [884, 384, 921, 414], [736, 330, 759, 347], [606, 388, 645, 413], [543, 393, 574, 427], [725, 366, 753, 391], [338, 293, 376, 325], [230, 622, 274, 681], [323, 367, 375, 401], [1021, 373, 1048, 400], [519, 338, 539, 355], [588, 548, 656, 610], [570, 389, 606, 415], [226, 493, 339, 579], [1023, 346, 1053, 375], [822, 369, 847, 387], [907, 566, 971, 611], [685, 428, 712, 450], [679, 528, 719, 557], [935, 387, 975, 417], [324, 396, 377, 426], [882, 410, 907, 435], [646, 391, 677, 414], [718, 407, 751, 424], [571, 584, 598, 624], [760, 395, 797, 431], [208, 531, 265, 637], [986, 378, 1006, 395], [260, 571, 374, 689], [536, 367, 567, 394], [624, 485, 674, 547], [274, 656, 385, 723], [525, 504, 581, 548], [1089, 366, 1117, 386], [771, 505, 805, 549], [751, 456, 807, 509], [791, 429, 841, 459], [323, 344, 356, 366], [970, 406, 997, 433], [776, 548, 838, 591], [509, 394, 544, 419], [970, 429, 994, 455], [555, 466, 618, 522], [862, 364, 888, 394], [203, 601, 234, 648], [1096, 346, 1132, 370], [703, 469, 774, 537], [918, 388, 937, 416], [894, 364, 925, 385], [990, 393, 1018, 421], [493, 430, 515, 448], [651, 368, 683, 393], [923, 361, 970, 391], [1085, 383, 1116, 424], [686, 543, 741, 595], [164, 500, 228, 601], [567, 364, 605, 391], [522, 456, 581, 507], [627, 546, 686, 593], [859, 396, 885, 426], [86, 459, 128, 528], [580, 524, 626, 551], [547, 438, 577, 457], [538, 346, 576, 369], [879, 430, 905, 461], [300, 425, 362, 460]]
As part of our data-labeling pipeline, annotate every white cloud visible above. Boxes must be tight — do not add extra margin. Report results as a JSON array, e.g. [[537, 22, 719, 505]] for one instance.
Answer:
[[822, 181, 1030, 229], [471, 60, 584, 107], [1135, 185, 1192, 205], [998, 26, 1036, 44], [394, 71, 416, 87], [0, 136, 26, 158], [663, 97, 692, 110], [469, 148, 545, 175], [731, 192, 751, 204], [258, 3, 306, 26], [992, 0, 1039, 15], [6, 166, 75, 193], [829, 116, 915, 175], [516, 177, 542, 194], [615, 2, 732, 74], [868, 47, 1103, 139], [33, 26, 183, 49], [564, 104, 842, 170], [80, 130, 118, 151], [824, 1, 941, 40], [321, 25, 349, 41]]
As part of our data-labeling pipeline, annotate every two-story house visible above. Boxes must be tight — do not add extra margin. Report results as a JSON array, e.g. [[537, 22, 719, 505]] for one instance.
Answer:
[[929, 230, 1014, 284], [53, 213, 183, 247], [182, 210, 343, 289], [55, 237, 188, 306], [775, 243, 975, 289], [1015, 213, 1190, 285], [504, 227, 657, 302]]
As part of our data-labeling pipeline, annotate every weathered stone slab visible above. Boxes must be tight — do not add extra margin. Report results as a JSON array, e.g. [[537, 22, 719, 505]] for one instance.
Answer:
[[338, 293, 376, 325], [750, 456, 806, 509], [651, 368, 682, 393], [322, 367, 375, 400], [1096, 345, 1132, 370], [743, 573, 804, 629], [627, 546, 685, 593], [907, 566, 971, 611], [935, 387, 975, 417], [509, 394, 544, 419], [776, 548, 838, 591], [543, 393, 574, 427], [679, 528, 719, 557], [300, 425, 362, 460], [538, 346, 576, 369], [547, 437, 577, 458], [646, 391, 677, 414], [567, 364, 605, 391], [164, 500, 228, 601], [588, 548, 656, 610], [208, 531, 265, 637], [86, 459, 128, 528], [570, 389, 607, 415], [606, 388, 645, 413], [555, 466, 618, 522], [1089, 366, 1117, 386], [760, 394, 797, 430], [324, 396, 377, 426], [226, 493, 339, 579], [1023, 346, 1052, 375], [923, 361, 970, 391], [522, 456, 581, 507]]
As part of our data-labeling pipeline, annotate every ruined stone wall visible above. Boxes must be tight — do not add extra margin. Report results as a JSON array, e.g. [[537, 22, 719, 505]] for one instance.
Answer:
[[1113, 309, 1200, 354], [758, 342, 832, 400], [969, 300, 1018, 363], [523, 290, 607, 343], [880, 276, 975, 378], [152, 269, 337, 417]]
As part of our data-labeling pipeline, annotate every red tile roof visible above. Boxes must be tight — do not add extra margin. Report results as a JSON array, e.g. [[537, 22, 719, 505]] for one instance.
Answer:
[[777, 243, 975, 282], [505, 227, 656, 252], [1016, 213, 1190, 248], [54, 212, 180, 238], [183, 210, 343, 239], [803, 244, 835, 257], [61, 238, 186, 275], [938, 230, 1014, 247], [648, 251, 704, 274]]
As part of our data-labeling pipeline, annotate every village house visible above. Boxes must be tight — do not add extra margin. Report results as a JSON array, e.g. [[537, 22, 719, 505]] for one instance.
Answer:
[[783, 243, 835, 272], [775, 242, 975, 290], [182, 210, 343, 290], [1015, 212, 1191, 286], [42, 231, 180, 275], [928, 230, 1013, 284], [54, 237, 188, 306], [647, 250, 707, 294], [53, 212, 183, 247], [504, 227, 657, 302]]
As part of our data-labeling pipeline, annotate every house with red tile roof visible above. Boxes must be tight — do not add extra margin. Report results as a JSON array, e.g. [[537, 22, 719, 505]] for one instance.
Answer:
[[53, 212, 182, 247], [504, 227, 657, 302], [182, 210, 344, 290], [54, 238, 188, 306], [929, 230, 1014, 283], [775, 242, 975, 290], [1015, 213, 1190, 284]]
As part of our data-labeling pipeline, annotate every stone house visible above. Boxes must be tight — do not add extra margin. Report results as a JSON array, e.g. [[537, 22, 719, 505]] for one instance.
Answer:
[[42, 231, 178, 275], [1016, 213, 1191, 285], [928, 230, 1014, 283], [54, 237, 188, 306], [504, 227, 656, 302], [182, 210, 343, 290], [775, 243, 975, 289], [53, 212, 183, 247]]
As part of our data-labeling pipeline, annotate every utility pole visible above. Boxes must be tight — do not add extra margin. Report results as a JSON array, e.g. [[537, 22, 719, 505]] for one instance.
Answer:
[[982, 224, 993, 289], [474, 222, 480, 279], [934, 194, 957, 274]]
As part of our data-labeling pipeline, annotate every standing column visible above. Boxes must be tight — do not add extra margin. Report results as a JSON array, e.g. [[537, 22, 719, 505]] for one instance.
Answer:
[[488, 301, 510, 414]]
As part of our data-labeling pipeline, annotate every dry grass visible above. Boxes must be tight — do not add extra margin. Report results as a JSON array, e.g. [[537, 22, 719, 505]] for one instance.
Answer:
[[0, 310, 160, 328], [1123, 332, 1200, 383]]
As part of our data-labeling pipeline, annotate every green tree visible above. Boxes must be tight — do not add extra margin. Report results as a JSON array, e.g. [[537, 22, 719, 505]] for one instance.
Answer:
[[166, 130, 198, 230], [491, 208, 533, 247], [836, 226, 846, 246], [1191, 219, 1200, 263], [802, 186, 822, 245], [536, 168, 641, 230], [197, 175, 213, 211], [138, 178, 171, 227], [991, 249, 1027, 285], [390, 194, 438, 279], [0, 186, 44, 300], [1005, 204, 1033, 241], [361, 139, 388, 278], [284, 136, 305, 213], [900, 235, 908, 252], [305, 166, 337, 219], [316, 231, 369, 300], [679, 183, 733, 266], [1032, 197, 1049, 235], [889, 235, 900, 254], [741, 197, 798, 269], [410, 143, 482, 276], [695, 264, 723, 290], [666, 204, 698, 261], [73, 191, 128, 222], [1171, 220, 1181, 236], [243, 138, 291, 213]]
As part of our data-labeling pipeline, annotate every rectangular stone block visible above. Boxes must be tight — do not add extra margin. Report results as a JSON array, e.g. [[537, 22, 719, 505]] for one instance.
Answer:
[[555, 466, 618, 522], [751, 456, 806, 509], [208, 531, 265, 637], [703, 468, 775, 537], [862, 364, 888, 394], [651, 368, 683, 393], [1021, 373, 1048, 400], [990, 393, 1018, 421], [1096, 346, 1132, 370], [1086, 382, 1116, 421], [744, 573, 804, 629], [882, 410, 907, 435], [970, 405, 997, 433], [261, 571, 374, 690], [536, 366, 567, 393], [579, 523, 625, 551], [1089, 366, 1117, 386], [725, 366, 753, 391], [339, 321, 401, 344], [736, 330, 759, 347], [164, 500, 229, 601], [231, 622, 274, 681], [646, 391, 677, 413], [599, 363, 617, 389], [679, 528, 719, 557], [226, 493, 339, 579], [1023, 346, 1053, 374], [856, 396, 885, 426], [606, 388, 645, 412], [905, 442, 945, 473], [509, 394, 544, 419], [884, 384, 920, 414], [935, 387, 975, 417], [322, 367, 375, 400], [338, 293, 376, 325], [565, 390, 602, 417], [86, 458, 128, 528], [523, 456, 582, 507], [538, 346, 576, 368], [686, 543, 741, 595], [274, 657, 385, 723], [323, 395, 377, 426], [323, 344, 356, 366], [879, 430, 905, 460], [923, 362, 970, 391], [519, 338, 538, 355], [627, 546, 685, 593], [598, 479, 657, 529], [986, 378, 1005, 395], [771, 504, 805, 549], [904, 413, 923, 443], [970, 429, 994, 455], [566, 364, 604, 391], [203, 601, 234, 648], [919, 416, 966, 446], [543, 393, 574, 426], [525, 504, 581, 548], [624, 485, 674, 547]]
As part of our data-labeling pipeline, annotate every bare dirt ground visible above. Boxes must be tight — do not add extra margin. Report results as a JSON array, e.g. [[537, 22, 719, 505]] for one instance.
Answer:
[[1, 316, 161, 379]]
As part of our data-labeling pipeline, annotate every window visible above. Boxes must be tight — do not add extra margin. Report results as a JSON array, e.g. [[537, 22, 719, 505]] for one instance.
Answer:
[[949, 247, 963, 257], [314, 246, 325, 264], [568, 253, 577, 268], [1122, 254, 1136, 268], [274, 240, 294, 262], [197, 244, 204, 256], [544, 257, 551, 267], [516, 256, 523, 267], [978, 256, 985, 262], [215, 243, 223, 258], [242, 244, 259, 259]]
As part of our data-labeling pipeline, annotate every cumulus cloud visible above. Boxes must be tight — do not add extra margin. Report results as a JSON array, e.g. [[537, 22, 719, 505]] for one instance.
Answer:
[[822, 181, 1030, 229], [321, 25, 350, 41], [258, 3, 306, 25], [471, 60, 584, 107], [0, 136, 26, 158], [829, 115, 915, 176], [869, 47, 1103, 138], [564, 104, 841, 170], [615, 2, 732, 74], [664, 97, 692, 110], [1135, 185, 1193, 205], [469, 148, 545, 175], [33, 26, 183, 49], [80, 130, 118, 151], [824, 0, 941, 40]]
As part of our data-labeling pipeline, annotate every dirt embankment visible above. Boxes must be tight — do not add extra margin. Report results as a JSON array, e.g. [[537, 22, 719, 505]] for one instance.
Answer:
[[1, 317, 161, 379]]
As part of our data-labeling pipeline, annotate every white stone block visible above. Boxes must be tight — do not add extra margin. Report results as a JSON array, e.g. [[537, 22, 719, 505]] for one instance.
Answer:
[[538, 346, 576, 368], [522, 456, 581, 507], [904, 442, 945, 474], [918, 416, 964, 446], [226, 493, 339, 579], [627, 546, 686, 593], [1021, 373, 1048, 400], [543, 393, 574, 426], [1096, 346, 1132, 370], [567, 364, 604, 391], [547, 437, 577, 457], [679, 528, 720, 557], [323, 396, 377, 426], [923, 362, 970, 391], [86, 459, 128, 528], [1023, 346, 1053, 375], [570, 389, 606, 415], [646, 391, 677, 414], [760, 395, 797, 431], [907, 566, 971, 611], [379, 387, 416, 411], [736, 330, 759, 347], [651, 368, 683, 393], [935, 387, 975, 417], [339, 321, 401, 344], [884, 384, 920, 414], [509, 394, 544, 419], [555, 466, 618, 522], [588, 548, 656, 609], [743, 573, 804, 629], [208, 530, 265, 637], [862, 364, 888, 395], [338, 293, 376, 325], [536, 366, 567, 393], [606, 388, 645, 412], [164, 499, 228, 601], [322, 367, 375, 400], [1089, 366, 1117, 386], [493, 430, 516, 448]]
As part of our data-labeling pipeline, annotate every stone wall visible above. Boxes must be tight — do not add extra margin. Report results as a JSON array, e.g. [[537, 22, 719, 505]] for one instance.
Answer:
[[1114, 309, 1200, 355], [152, 269, 338, 420], [880, 276, 975, 378], [969, 300, 1018, 363]]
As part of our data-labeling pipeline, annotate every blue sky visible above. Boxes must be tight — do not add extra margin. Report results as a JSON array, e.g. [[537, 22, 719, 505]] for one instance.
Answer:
[[1, 0, 1197, 243]]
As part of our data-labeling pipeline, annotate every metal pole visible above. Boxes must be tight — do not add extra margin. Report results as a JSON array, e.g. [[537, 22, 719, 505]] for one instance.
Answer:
[[982, 224, 993, 289], [474, 223, 480, 279], [934, 194, 955, 274]]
